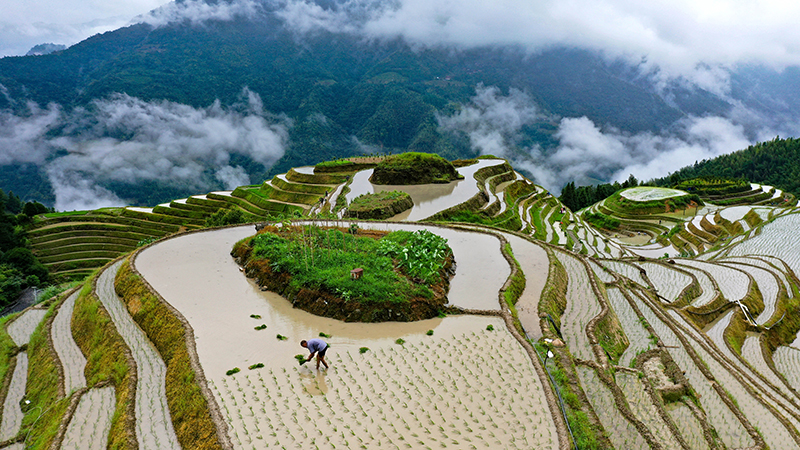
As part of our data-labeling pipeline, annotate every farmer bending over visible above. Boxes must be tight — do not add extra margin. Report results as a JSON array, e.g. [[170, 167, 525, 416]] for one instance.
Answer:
[[301, 338, 329, 370]]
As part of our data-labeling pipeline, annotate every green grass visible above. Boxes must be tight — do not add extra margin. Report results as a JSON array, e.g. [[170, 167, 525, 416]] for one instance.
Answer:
[[246, 226, 451, 303], [0, 312, 19, 397]]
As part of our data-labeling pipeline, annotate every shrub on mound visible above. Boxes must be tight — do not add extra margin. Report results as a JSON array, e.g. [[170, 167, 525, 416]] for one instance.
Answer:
[[369, 152, 463, 185], [344, 191, 413, 220]]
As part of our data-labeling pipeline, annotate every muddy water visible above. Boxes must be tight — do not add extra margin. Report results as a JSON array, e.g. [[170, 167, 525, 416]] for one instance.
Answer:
[[343, 159, 506, 221], [136, 224, 507, 377], [503, 234, 549, 339]]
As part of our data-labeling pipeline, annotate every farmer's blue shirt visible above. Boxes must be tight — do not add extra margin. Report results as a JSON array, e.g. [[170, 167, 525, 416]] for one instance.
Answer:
[[307, 338, 327, 354]]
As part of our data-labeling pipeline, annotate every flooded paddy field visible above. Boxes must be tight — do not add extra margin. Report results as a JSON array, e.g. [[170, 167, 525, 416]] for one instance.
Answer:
[[135, 224, 560, 449]]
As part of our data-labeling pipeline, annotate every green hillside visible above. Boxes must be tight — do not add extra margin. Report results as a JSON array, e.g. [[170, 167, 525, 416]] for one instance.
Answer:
[[657, 137, 800, 196]]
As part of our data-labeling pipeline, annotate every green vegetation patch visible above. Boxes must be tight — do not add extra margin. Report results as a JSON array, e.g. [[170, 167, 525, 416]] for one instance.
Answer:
[[582, 211, 621, 231], [369, 152, 463, 185], [115, 260, 223, 450], [344, 191, 413, 220], [235, 225, 453, 322]]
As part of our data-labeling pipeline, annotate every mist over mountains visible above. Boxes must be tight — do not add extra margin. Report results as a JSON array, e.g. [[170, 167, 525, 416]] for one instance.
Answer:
[[1, 0, 799, 209]]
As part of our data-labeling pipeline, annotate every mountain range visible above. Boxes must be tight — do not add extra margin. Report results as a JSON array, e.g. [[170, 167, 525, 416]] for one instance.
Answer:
[[1, 0, 799, 208]]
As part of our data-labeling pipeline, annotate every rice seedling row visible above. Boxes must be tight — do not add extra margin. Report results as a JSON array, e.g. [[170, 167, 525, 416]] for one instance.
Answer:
[[95, 262, 180, 450], [727, 213, 800, 277], [211, 326, 557, 449], [51, 290, 87, 394], [606, 287, 652, 367], [670, 265, 716, 307], [635, 262, 692, 303], [679, 311, 800, 433], [632, 292, 754, 448], [599, 260, 647, 287], [721, 262, 779, 324], [676, 259, 750, 302], [0, 352, 28, 441], [741, 336, 797, 400], [60, 386, 117, 450], [774, 346, 800, 396], [724, 256, 795, 299], [575, 365, 649, 449], [588, 260, 614, 284], [665, 402, 709, 450], [668, 310, 800, 449], [555, 251, 603, 361], [616, 372, 683, 449], [6, 308, 48, 346]]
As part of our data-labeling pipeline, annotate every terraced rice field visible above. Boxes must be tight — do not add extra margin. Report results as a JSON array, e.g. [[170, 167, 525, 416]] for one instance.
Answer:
[[214, 323, 557, 449], [676, 259, 750, 303], [599, 260, 647, 287], [0, 352, 28, 441], [635, 262, 692, 303], [12, 159, 800, 449], [555, 251, 603, 362], [606, 287, 651, 367], [721, 261, 779, 324], [576, 365, 649, 449], [51, 290, 87, 394], [61, 386, 117, 450], [96, 262, 180, 450]]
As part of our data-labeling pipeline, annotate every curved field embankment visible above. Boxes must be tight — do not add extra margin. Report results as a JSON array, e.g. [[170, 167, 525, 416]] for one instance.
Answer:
[[95, 262, 180, 450], [133, 223, 563, 449]]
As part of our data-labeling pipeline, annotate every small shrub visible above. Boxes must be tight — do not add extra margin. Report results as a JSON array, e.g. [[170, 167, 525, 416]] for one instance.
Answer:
[[250, 314, 261, 319], [395, 338, 405, 345], [248, 363, 264, 370], [359, 347, 369, 354], [254, 324, 267, 330], [319, 332, 332, 338], [277, 334, 288, 340], [226, 367, 240, 376], [426, 329, 434, 336], [486, 324, 494, 331]]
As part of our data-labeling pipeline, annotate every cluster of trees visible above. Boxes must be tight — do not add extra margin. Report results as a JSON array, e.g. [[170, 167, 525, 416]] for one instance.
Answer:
[[653, 137, 800, 197], [0, 189, 50, 308], [559, 174, 640, 212]]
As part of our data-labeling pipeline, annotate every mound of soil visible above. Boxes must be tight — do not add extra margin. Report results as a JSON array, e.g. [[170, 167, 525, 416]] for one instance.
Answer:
[[344, 191, 414, 220], [369, 152, 462, 185], [232, 235, 454, 323]]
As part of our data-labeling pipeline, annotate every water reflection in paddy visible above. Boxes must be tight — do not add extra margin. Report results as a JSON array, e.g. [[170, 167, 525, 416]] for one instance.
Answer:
[[344, 159, 507, 221]]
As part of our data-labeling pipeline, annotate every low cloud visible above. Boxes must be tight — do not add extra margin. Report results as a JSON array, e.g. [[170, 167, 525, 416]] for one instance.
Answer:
[[438, 84, 543, 157], [440, 84, 776, 194], [275, 0, 800, 95], [0, 88, 289, 210], [137, 0, 260, 27]]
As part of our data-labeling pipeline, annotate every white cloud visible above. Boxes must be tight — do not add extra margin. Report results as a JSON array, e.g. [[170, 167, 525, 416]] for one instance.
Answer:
[[138, 0, 259, 28], [441, 84, 763, 193], [438, 84, 542, 157], [0, 88, 290, 210], [525, 114, 755, 193], [277, 0, 800, 93]]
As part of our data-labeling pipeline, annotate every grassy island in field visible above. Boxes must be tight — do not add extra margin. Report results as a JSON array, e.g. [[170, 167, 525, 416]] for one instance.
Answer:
[[370, 152, 463, 185], [232, 225, 454, 322], [344, 191, 414, 220]]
